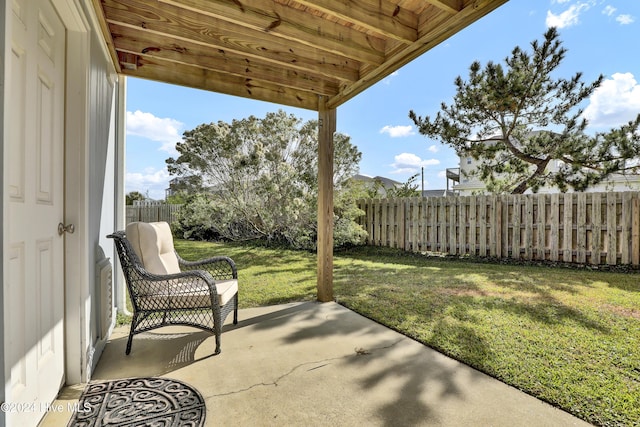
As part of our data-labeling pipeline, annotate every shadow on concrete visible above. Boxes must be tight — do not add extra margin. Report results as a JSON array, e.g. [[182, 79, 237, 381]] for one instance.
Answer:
[[80, 302, 588, 427]]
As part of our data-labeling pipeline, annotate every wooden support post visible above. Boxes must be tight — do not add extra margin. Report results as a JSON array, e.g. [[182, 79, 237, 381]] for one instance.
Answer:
[[317, 98, 336, 302]]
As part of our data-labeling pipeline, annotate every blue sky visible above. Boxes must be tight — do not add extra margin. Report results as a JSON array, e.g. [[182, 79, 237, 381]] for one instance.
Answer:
[[125, 0, 640, 200]]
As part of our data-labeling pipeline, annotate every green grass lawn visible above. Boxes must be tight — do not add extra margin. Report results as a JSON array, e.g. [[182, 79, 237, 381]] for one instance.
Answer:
[[173, 240, 640, 426]]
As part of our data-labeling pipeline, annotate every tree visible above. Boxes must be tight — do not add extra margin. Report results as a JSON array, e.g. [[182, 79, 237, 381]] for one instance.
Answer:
[[356, 174, 419, 199], [167, 110, 365, 248], [386, 173, 421, 198], [409, 28, 640, 194], [126, 191, 147, 205]]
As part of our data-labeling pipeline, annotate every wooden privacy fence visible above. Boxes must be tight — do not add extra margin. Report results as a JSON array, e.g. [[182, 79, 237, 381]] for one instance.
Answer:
[[357, 192, 640, 266], [126, 204, 182, 225]]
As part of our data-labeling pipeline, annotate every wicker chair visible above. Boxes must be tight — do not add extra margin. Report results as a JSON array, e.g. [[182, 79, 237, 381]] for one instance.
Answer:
[[108, 222, 238, 355]]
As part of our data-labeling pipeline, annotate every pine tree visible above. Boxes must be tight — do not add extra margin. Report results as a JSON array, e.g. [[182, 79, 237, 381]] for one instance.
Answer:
[[409, 27, 640, 194]]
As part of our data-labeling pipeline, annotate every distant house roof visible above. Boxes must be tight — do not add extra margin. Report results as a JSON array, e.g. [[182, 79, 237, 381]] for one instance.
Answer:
[[352, 174, 402, 188]]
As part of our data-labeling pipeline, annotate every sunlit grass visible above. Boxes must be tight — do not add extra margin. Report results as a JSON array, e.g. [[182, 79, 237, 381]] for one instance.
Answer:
[[132, 240, 640, 426], [334, 246, 640, 427], [174, 240, 317, 306]]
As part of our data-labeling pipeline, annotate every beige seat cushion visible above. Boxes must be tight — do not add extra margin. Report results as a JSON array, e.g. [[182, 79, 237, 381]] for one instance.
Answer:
[[167, 279, 237, 307], [126, 221, 181, 275], [137, 279, 238, 311], [213, 279, 238, 306]]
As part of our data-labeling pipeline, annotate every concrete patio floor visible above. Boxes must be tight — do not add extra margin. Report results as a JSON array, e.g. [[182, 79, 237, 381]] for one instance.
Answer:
[[42, 301, 591, 426]]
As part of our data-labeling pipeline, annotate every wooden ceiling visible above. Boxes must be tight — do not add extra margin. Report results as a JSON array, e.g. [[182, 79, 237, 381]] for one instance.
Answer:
[[92, 0, 509, 111]]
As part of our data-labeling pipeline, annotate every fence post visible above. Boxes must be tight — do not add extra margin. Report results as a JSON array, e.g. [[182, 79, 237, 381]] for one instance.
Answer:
[[469, 195, 476, 255], [477, 195, 485, 256], [606, 192, 617, 265], [398, 199, 406, 250], [512, 195, 520, 259], [449, 197, 457, 254], [633, 195, 640, 266], [495, 196, 502, 258], [524, 195, 533, 260], [621, 192, 632, 264], [592, 193, 601, 265], [562, 193, 573, 262], [576, 193, 587, 264]]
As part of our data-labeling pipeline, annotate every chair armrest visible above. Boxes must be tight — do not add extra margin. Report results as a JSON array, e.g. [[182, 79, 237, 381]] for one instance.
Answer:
[[176, 253, 238, 280]]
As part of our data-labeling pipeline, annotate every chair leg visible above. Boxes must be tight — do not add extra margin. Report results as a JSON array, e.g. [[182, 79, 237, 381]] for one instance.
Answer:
[[214, 333, 221, 355], [126, 331, 134, 355], [233, 294, 238, 325]]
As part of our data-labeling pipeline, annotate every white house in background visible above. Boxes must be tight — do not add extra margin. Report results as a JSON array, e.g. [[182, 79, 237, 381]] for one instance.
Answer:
[[451, 135, 640, 195], [351, 174, 402, 197], [352, 174, 454, 198]]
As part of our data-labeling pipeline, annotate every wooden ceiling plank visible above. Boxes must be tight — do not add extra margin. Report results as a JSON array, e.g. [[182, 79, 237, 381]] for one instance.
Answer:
[[423, 0, 462, 15], [93, 0, 508, 111], [327, 0, 508, 108], [293, 0, 418, 43], [101, 0, 361, 81], [103, 0, 385, 65], [123, 57, 320, 110], [170, 0, 382, 62], [164, 0, 388, 62], [356, 6, 451, 74], [110, 25, 341, 95]]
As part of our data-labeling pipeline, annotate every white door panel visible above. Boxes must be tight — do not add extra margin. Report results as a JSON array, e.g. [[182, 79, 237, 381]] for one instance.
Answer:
[[6, 0, 66, 425]]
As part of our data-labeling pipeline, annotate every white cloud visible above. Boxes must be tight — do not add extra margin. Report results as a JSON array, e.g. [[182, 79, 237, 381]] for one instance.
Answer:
[[126, 110, 183, 155], [583, 72, 640, 128], [546, 1, 593, 28], [427, 145, 439, 153], [602, 5, 616, 16], [382, 71, 399, 85], [380, 125, 415, 138], [616, 14, 635, 25], [126, 167, 172, 201], [390, 153, 440, 174]]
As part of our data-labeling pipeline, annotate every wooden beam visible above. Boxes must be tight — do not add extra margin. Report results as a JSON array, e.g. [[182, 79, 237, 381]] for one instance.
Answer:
[[103, 0, 384, 65], [424, 0, 462, 15], [122, 56, 320, 110], [102, 0, 363, 81], [326, 0, 508, 108], [110, 24, 343, 95], [117, 51, 139, 70], [294, 0, 418, 43], [164, 0, 388, 63], [317, 97, 335, 302]]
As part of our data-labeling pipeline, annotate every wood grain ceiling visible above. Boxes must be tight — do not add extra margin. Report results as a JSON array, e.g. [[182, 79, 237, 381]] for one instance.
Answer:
[[92, 0, 508, 111]]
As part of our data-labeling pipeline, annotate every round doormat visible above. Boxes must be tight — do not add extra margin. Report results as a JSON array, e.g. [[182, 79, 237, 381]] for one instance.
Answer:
[[67, 377, 206, 427]]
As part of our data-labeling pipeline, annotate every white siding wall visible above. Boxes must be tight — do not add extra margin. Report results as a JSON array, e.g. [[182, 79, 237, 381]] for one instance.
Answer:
[[79, 0, 118, 379], [454, 156, 640, 194]]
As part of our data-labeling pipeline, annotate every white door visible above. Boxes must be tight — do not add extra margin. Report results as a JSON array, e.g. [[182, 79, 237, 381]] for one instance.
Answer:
[[6, 0, 66, 425]]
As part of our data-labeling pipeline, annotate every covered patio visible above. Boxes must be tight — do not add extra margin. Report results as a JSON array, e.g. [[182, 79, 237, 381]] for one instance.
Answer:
[[92, 0, 512, 303], [42, 302, 588, 426], [39, 1, 592, 425]]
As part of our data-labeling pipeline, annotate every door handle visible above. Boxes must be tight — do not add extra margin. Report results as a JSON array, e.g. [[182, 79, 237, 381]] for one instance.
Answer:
[[58, 223, 75, 235]]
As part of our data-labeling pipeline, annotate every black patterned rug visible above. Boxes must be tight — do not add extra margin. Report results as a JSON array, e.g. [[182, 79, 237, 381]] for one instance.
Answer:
[[67, 377, 206, 427]]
